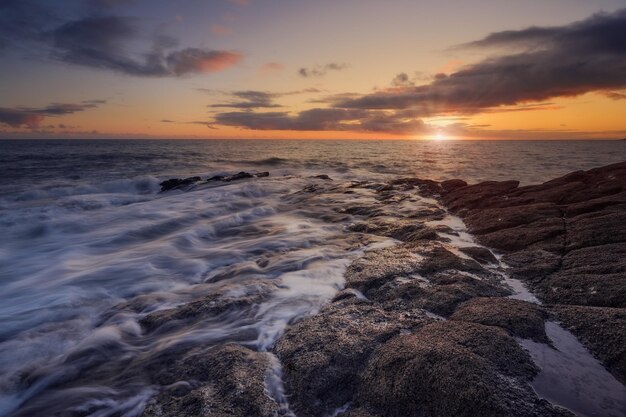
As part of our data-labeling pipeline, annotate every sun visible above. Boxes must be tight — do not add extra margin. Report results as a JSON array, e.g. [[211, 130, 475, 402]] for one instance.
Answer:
[[433, 133, 446, 141]]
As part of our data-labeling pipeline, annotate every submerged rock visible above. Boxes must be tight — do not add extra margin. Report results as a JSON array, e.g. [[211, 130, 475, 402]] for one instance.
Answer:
[[160, 176, 202, 191]]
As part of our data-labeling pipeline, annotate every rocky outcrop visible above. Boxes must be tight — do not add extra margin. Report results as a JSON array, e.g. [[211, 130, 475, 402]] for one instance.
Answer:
[[273, 162, 625, 416], [160, 176, 202, 191], [437, 161, 626, 381], [141, 344, 280, 417]]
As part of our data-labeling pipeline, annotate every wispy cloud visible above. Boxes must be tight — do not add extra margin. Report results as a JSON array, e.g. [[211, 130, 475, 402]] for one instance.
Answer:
[[0, 101, 106, 128], [0, 3, 242, 77], [298, 63, 348, 77]]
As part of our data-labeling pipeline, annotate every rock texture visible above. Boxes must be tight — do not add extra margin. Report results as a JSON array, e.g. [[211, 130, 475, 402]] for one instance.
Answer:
[[274, 162, 625, 416], [439, 161, 626, 382]]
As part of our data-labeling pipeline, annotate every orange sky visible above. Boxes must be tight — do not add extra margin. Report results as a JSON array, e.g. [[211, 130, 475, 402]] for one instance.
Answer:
[[0, 0, 625, 140]]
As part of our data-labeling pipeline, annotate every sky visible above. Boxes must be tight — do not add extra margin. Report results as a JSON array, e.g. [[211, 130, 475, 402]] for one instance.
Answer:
[[0, 0, 625, 140]]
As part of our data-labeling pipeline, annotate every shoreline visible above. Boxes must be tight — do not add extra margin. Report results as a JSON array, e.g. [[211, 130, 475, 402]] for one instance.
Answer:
[[136, 161, 626, 417], [5, 162, 625, 417]]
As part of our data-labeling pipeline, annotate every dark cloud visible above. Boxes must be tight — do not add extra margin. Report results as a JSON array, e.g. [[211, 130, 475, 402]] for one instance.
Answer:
[[214, 108, 431, 135], [0, 2, 241, 77], [336, 9, 626, 114], [0, 100, 105, 128], [208, 89, 324, 109], [49, 16, 242, 77], [391, 73, 414, 87], [298, 62, 348, 77], [209, 90, 283, 109]]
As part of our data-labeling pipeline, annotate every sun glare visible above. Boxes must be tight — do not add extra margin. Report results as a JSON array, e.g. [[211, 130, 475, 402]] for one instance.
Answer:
[[434, 133, 446, 141]]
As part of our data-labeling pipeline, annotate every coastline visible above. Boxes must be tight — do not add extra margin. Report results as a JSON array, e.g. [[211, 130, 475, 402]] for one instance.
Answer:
[[6, 161, 625, 417]]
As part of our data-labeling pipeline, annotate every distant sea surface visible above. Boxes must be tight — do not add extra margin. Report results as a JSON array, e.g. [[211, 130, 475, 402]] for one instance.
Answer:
[[0, 139, 625, 416]]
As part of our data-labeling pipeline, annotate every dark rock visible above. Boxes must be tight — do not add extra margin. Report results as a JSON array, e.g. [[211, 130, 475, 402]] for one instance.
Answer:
[[140, 282, 271, 332], [207, 175, 224, 181], [311, 174, 332, 180], [440, 179, 468, 192], [553, 305, 626, 383], [347, 219, 439, 242], [255, 171, 270, 177], [451, 297, 549, 342], [160, 176, 202, 192], [437, 161, 626, 387], [222, 171, 254, 181], [357, 321, 569, 417], [275, 299, 429, 417], [459, 246, 498, 264], [141, 344, 279, 417]]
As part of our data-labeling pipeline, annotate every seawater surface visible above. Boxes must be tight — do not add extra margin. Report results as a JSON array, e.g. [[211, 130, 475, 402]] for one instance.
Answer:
[[0, 139, 625, 416]]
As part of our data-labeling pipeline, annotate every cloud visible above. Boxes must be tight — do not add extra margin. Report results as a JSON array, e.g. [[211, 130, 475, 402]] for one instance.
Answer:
[[214, 108, 432, 135], [208, 89, 323, 109], [0, 3, 242, 77], [166, 48, 242, 76], [336, 9, 626, 114], [0, 100, 105, 128], [209, 90, 283, 109], [604, 91, 626, 100], [298, 62, 348, 77], [49, 16, 242, 77]]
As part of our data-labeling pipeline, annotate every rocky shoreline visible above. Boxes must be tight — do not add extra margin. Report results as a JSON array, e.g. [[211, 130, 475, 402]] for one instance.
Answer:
[[139, 162, 625, 417], [12, 163, 624, 417]]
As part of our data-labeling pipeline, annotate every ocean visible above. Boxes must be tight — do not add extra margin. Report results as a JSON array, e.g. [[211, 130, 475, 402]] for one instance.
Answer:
[[0, 139, 625, 416]]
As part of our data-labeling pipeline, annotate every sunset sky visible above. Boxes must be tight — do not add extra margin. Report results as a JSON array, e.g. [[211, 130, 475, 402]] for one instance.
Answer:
[[1, 0, 625, 140]]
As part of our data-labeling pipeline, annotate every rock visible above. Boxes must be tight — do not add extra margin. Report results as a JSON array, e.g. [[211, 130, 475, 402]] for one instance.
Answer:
[[440, 179, 468, 192], [552, 305, 626, 384], [451, 297, 549, 342], [437, 161, 626, 390], [140, 282, 271, 332], [255, 171, 270, 177], [357, 321, 569, 417], [141, 344, 279, 417], [311, 174, 332, 180], [275, 299, 429, 417], [459, 246, 498, 264], [347, 219, 439, 242], [222, 171, 254, 181], [160, 176, 202, 192]]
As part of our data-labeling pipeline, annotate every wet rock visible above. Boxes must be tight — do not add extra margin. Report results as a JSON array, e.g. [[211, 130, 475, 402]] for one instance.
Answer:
[[437, 161, 626, 387], [222, 171, 254, 181], [160, 176, 202, 192], [390, 177, 441, 197], [459, 246, 498, 264], [347, 219, 439, 242], [141, 344, 279, 417], [440, 178, 467, 192], [451, 297, 549, 342], [553, 304, 626, 383], [442, 180, 520, 213], [275, 299, 429, 417], [417, 278, 509, 317], [357, 321, 569, 417], [340, 205, 386, 217], [311, 174, 332, 180], [140, 282, 271, 332], [255, 171, 270, 177]]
